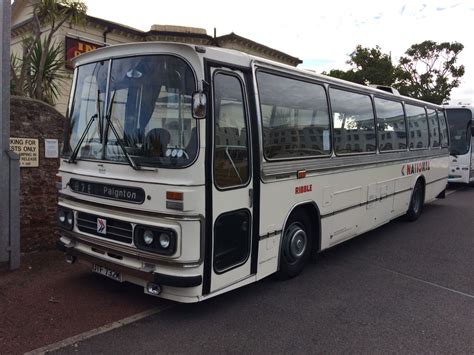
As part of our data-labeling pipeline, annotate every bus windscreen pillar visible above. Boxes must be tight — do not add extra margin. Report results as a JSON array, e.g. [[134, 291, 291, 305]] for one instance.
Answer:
[[0, 0, 20, 270]]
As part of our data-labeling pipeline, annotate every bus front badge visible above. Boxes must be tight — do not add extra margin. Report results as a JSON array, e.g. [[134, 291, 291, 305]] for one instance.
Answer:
[[97, 218, 107, 235]]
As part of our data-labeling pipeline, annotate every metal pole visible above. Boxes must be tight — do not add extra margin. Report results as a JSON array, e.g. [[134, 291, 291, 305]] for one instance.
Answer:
[[0, 0, 20, 270]]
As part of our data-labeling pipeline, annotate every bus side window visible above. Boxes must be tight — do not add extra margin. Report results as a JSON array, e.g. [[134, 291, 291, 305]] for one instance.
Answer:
[[374, 97, 406, 151], [437, 110, 449, 147], [330, 88, 376, 154], [406, 104, 429, 150], [213, 73, 250, 189], [257, 71, 331, 159], [427, 109, 440, 147]]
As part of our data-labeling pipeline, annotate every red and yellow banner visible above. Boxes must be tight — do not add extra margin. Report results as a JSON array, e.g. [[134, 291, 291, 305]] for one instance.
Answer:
[[65, 36, 104, 69]]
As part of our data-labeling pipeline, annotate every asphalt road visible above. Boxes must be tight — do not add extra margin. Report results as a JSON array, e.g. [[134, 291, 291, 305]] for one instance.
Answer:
[[55, 186, 474, 354]]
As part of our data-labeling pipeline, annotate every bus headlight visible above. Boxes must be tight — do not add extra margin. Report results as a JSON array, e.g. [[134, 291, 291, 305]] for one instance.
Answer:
[[134, 226, 176, 255], [57, 207, 74, 231], [159, 233, 171, 249], [143, 230, 155, 245]]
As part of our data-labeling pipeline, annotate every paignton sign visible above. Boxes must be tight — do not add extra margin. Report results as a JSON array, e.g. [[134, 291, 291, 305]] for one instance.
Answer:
[[69, 178, 145, 204]]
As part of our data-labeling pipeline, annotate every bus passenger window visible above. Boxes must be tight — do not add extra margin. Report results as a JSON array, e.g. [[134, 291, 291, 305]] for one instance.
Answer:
[[213, 73, 250, 188], [427, 109, 440, 147], [330, 88, 376, 154], [406, 105, 429, 149], [257, 72, 331, 159], [437, 110, 449, 148], [375, 98, 406, 151]]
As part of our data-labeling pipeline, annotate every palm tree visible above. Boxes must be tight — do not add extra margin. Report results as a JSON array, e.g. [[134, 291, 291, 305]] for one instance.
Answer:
[[10, 0, 87, 104]]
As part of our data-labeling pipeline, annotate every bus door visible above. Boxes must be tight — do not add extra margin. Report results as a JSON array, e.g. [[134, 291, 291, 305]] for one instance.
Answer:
[[207, 66, 254, 293]]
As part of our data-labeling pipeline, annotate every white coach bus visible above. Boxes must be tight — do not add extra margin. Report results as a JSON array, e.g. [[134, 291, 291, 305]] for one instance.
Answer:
[[445, 106, 474, 184], [57, 43, 449, 303]]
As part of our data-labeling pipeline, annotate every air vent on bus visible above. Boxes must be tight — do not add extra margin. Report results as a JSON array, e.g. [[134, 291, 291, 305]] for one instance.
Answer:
[[369, 85, 400, 95]]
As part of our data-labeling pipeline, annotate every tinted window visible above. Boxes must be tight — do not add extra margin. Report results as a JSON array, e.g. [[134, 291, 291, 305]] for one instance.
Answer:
[[405, 105, 429, 149], [257, 72, 331, 159], [437, 110, 449, 148], [330, 88, 376, 154], [427, 109, 440, 147], [214, 210, 251, 273], [446, 108, 472, 154], [213, 73, 250, 188], [375, 98, 406, 151], [64, 56, 198, 168]]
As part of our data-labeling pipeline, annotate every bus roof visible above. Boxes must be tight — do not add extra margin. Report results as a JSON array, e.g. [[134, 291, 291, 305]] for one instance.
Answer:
[[443, 105, 474, 115], [73, 41, 444, 110]]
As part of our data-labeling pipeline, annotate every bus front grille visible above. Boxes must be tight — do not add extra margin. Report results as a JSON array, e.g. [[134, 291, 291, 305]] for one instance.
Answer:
[[76, 212, 133, 244]]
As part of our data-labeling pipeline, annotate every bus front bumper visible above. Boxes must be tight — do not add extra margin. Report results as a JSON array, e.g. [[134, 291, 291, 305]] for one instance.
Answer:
[[56, 237, 203, 290]]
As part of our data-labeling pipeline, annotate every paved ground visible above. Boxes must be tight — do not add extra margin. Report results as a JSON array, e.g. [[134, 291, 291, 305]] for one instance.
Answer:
[[0, 251, 171, 354], [50, 186, 474, 354]]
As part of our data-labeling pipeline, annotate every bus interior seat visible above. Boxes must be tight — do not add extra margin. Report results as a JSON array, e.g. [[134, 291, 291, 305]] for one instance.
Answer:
[[185, 127, 198, 157], [145, 128, 170, 157]]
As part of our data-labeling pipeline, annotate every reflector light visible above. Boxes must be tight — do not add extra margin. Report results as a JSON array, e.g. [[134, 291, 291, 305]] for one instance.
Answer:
[[166, 191, 183, 201], [297, 170, 307, 179], [55, 175, 63, 190]]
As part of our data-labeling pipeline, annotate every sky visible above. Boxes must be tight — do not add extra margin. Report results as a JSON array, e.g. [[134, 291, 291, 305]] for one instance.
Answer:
[[83, 0, 473, 105]]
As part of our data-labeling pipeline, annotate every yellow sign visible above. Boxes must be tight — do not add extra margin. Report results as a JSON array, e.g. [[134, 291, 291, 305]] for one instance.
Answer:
[[9, 137, 39, 167]]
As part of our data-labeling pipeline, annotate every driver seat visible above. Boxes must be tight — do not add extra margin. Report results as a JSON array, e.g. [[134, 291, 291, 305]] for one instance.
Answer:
[[144, 128, 170, 157]]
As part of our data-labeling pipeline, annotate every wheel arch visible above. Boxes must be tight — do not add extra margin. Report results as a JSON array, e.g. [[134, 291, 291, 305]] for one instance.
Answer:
[[281, 200, 322, 253], [414, 174, 426, 201]]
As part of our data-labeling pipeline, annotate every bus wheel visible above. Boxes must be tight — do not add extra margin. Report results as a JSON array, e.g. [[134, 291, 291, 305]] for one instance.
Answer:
[[406, 180, 424, 221], [277, 210, 313, 279]]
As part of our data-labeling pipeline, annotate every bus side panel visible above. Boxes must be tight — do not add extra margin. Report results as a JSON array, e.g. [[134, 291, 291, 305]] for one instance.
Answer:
[[256, 155, 448, 276]]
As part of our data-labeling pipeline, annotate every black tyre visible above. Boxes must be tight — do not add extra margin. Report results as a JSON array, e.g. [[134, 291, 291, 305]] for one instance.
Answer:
[[277, 210, 314, 279], [406, 180, 424, 221]]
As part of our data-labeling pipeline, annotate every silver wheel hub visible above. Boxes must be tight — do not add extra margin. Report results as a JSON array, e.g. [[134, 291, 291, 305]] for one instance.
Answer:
[[284, 223, 308, 262]]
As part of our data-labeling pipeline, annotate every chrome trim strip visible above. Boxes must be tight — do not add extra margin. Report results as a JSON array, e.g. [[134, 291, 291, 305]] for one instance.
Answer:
[[259, 229, 282, 241], [58, 194, 204, 222], [61, 230, 202, 266], [59, 169, 206, 187], [262, 149, 448, 180]]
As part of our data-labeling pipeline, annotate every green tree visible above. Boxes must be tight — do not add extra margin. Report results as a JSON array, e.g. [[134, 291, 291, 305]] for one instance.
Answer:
[[323, 45, 398, 86], [395, 40, 465, 104], [10, 0, 87, 104], [323, 69, 362, 84]]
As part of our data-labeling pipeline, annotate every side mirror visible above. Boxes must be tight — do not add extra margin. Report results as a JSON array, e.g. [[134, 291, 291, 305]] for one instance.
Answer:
[[192, 91, 207, 119]]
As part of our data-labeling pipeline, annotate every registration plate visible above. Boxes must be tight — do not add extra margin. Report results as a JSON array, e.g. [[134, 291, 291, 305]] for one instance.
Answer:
[[92, 264, 122, 282]]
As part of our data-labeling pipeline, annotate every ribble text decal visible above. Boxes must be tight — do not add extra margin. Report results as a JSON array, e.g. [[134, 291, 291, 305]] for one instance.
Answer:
[[295, 184, 313, 194]]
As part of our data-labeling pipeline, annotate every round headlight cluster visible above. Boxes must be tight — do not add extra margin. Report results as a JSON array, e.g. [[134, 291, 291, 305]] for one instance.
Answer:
[[134, 227, 176, 255], [159, 233, 171, 249], [57, 207, 74, 230], [143, 230, 155, 245]]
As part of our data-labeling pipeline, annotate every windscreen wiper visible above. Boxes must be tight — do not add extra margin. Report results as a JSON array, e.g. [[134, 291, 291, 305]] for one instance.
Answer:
[[104, 90, 140, 170], [68, 89, 102, 164]]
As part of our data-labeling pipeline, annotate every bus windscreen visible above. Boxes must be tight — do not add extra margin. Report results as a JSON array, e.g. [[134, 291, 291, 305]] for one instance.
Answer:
[[446, 108, 472, 156]]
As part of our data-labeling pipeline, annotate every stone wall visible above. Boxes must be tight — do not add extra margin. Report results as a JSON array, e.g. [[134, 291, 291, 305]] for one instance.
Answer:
[[10, 96, 64, 252]]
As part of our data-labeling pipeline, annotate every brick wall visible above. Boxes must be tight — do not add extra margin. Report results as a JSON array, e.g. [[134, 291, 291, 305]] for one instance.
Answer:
[[10, 96, 64, 252]]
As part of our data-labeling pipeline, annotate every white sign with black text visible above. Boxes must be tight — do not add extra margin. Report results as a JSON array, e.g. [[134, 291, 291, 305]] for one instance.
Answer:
[[44, 139, 59, 158]]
